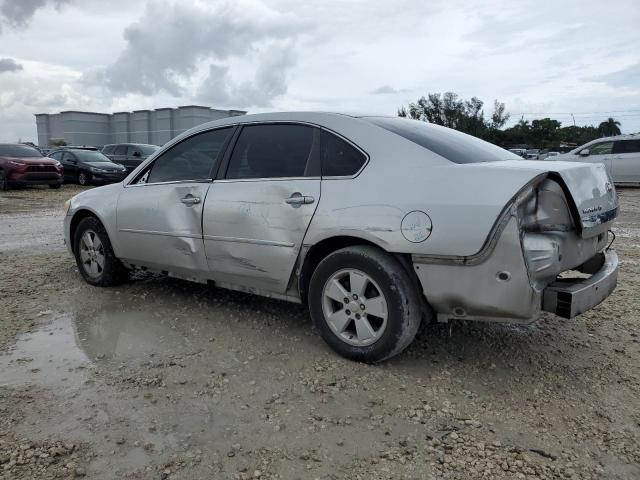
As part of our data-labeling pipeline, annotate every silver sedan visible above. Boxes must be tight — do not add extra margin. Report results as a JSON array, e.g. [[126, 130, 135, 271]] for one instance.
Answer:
[[64, 112, 619, 361]]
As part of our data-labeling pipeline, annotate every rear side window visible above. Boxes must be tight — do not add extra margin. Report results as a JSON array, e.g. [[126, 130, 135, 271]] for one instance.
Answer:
[[102, 145, 115, 155], [366, 117, 519, 164], [49, 151, 63, 160], [114, 145, 127, 155], [613, 139, 640, 154], [146, 128, 232, 184], [226, 124, 314, 179], [321, 130, 366, 176]]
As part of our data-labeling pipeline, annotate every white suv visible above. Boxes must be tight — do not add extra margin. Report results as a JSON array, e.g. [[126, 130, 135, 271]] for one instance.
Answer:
[[555, 134, 640, 185]]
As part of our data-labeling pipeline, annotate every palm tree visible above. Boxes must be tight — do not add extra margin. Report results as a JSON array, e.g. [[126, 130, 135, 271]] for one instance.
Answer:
[[598, 117, 621, 137]]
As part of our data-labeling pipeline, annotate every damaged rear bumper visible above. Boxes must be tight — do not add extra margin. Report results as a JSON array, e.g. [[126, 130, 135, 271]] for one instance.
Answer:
[[542, 250, 618, 319]]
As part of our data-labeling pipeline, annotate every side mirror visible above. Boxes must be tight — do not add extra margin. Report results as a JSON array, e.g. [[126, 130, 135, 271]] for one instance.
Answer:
[[580, 149, 590, 156]]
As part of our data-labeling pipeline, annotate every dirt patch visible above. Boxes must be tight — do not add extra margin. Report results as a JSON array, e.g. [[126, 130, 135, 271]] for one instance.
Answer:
[[0, 186, 639, 479]]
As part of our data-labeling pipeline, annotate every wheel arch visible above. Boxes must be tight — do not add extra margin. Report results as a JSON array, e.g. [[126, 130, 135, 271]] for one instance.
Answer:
[[297, 235, 420, 305], [69, 208, 105, 254]]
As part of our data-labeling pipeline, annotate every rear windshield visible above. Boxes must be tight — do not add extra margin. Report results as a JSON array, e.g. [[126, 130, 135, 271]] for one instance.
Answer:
[[366, 117, 520, 164], [0, 144, 42, 158]]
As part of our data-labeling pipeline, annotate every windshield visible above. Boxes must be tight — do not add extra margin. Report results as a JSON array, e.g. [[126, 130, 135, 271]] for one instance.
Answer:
[[72, 150, 113, 163], [365, 117, 521, 164], [0, 144, 43, 158]]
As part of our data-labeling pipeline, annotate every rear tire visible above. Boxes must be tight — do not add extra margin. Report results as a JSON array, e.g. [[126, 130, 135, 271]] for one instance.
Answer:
[[78, 171, 91, 186], [73, 216, 127, 286], [308, 245, 422, 362]]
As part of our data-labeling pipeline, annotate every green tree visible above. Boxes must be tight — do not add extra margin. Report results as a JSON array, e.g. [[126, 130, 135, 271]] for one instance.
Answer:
[[50, 138, 67, 147], [398, 92, 509, 140], [598, 117, 621, 137]]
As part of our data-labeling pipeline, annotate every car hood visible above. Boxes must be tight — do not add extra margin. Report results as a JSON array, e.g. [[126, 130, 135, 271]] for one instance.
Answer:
[[478, 160, 617, 238], [1, 156, 58, 164]]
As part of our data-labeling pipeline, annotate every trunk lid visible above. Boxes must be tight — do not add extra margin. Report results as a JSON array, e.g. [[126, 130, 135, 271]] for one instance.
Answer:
[[484, 160, 618, 238]]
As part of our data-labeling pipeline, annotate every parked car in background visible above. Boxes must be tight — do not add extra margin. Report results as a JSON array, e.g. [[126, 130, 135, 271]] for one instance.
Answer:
[[508, 148, 527, 157], [553, 134, 640, 185], [49, 147, 127, 186], [0, 143, 63, 190], [102, 143, 159, 174], [546, 151, 560, 158], [525, 149, 540, 159], [63, 112, 618, 362]]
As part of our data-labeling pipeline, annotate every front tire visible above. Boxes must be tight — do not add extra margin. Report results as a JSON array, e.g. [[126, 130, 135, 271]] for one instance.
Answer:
[[308, 245, 422, 362], [78, 171, 91, 186], [73, 216, 127, 286]]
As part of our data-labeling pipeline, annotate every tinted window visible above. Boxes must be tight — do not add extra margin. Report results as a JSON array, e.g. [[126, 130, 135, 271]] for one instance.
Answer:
[[588, 142, 613, 155], [366, 117, 520, 164], [613, 139, 640, 154], [321, 130, 366, 176], [146, 128, 231, 184], [226, 124, 314, 179], [102, 145, 115, 155], [114, 145, 127, 155], [49, 151, 63, 160], [0, 144, 42, 158]]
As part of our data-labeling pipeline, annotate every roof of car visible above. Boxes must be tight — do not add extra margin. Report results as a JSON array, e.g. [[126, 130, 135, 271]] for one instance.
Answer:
[[595, 133, 640, 141]]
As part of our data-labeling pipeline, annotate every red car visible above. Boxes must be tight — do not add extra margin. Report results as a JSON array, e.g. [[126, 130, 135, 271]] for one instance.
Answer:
[[0, 144, 64, 190]]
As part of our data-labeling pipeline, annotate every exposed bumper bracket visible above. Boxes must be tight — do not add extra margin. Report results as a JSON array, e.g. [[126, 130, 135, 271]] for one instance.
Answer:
[[542, 250, 618, 319]]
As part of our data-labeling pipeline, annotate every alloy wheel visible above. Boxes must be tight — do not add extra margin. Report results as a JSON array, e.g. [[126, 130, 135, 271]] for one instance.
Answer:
[[79, 229, 105, 278], [321, 268, 388, 347]]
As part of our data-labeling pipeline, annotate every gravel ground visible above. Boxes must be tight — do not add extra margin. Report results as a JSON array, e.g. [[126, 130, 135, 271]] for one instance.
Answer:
[[0, 184, 639, 480]]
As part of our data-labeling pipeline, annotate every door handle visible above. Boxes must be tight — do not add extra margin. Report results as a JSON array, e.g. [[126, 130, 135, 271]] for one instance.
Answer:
[[180, 194, 201, 206], [285, 192, 314, 206]]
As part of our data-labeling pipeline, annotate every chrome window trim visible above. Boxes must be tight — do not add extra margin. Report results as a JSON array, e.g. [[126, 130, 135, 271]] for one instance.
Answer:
[[125, 120, 371, 186], [223, 120, 370, 181], [125, 178, 213, 188], [213, 176, 320, 184]]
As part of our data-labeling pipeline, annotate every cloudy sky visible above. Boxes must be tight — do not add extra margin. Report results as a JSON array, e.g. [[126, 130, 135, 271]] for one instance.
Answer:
[[0, 0, 638, 143]]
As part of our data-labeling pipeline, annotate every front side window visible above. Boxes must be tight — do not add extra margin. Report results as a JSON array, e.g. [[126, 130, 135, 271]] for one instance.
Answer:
[[588, 142, 613, 156], [145, 128, 232, 184], [62, 152, 76, 162], [321, 130, 367, 176], [226, 124, 314, 179], [102, 145, 115, 155], [613, 139, 640, 155], [49, 151, 63, 160], [114, 145, 128, 155]]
